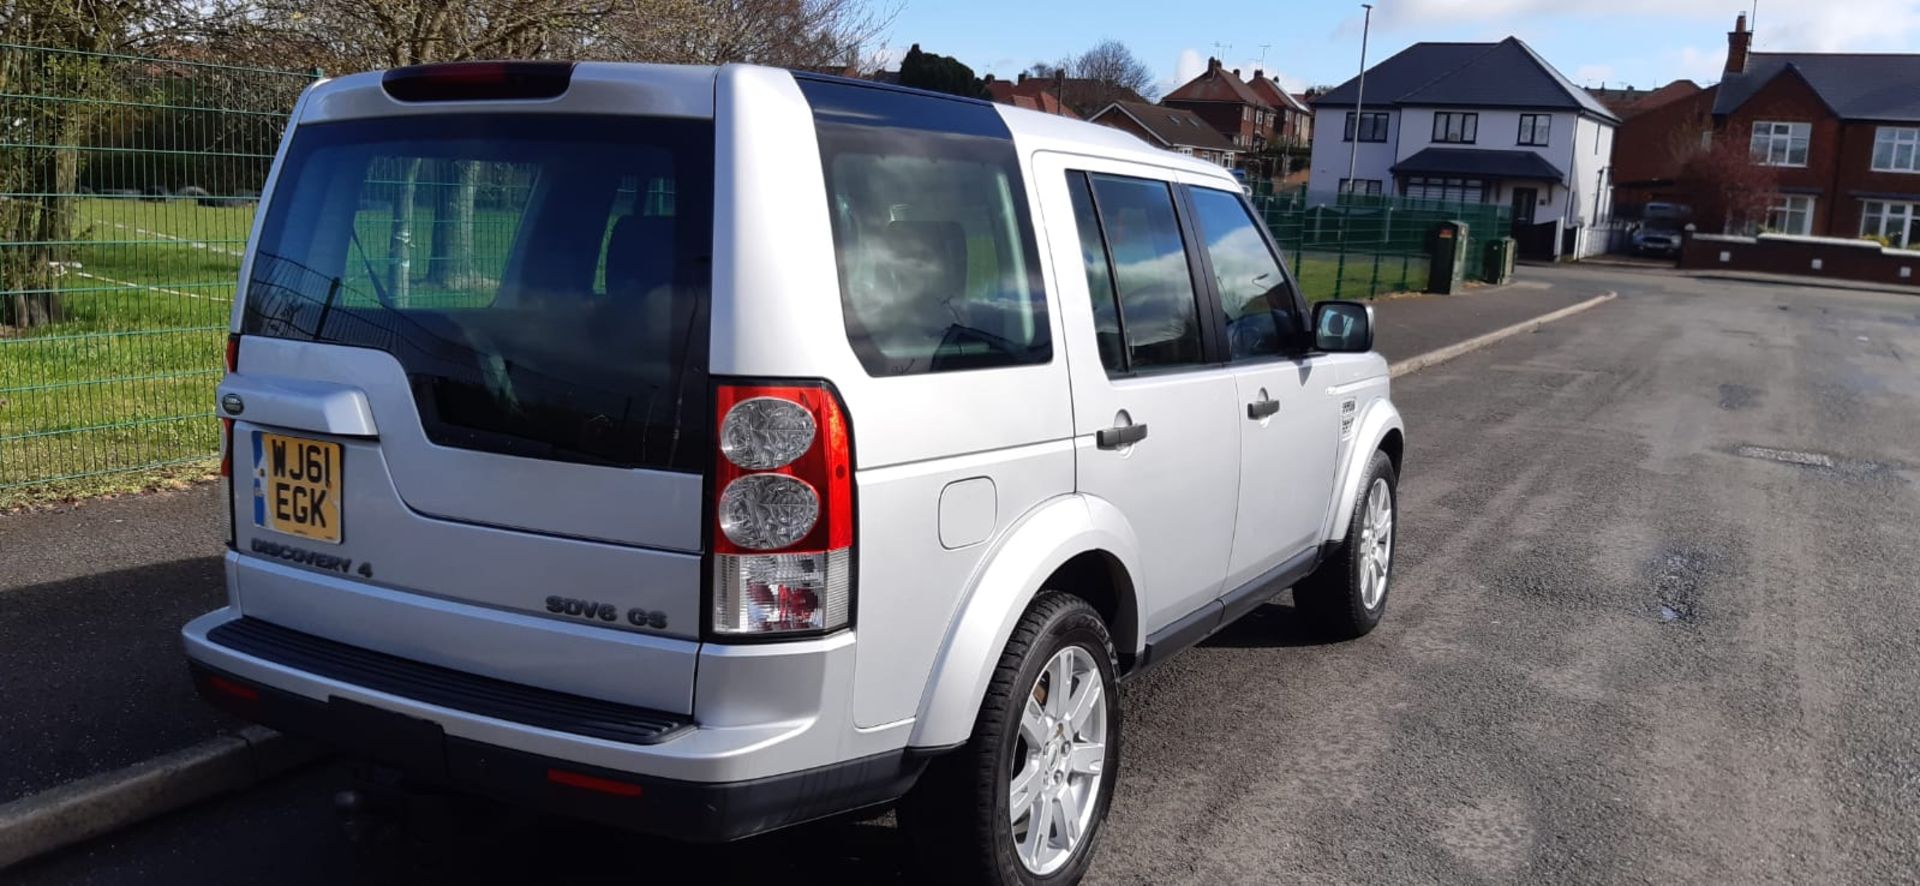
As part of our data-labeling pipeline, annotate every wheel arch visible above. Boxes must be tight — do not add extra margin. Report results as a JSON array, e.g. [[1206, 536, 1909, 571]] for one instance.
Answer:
[[908, 494, 1143, 748], [1326, 398, 1406, 542]]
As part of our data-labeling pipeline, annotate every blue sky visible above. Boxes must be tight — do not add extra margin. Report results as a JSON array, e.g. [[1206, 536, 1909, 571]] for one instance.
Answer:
[[877, 0, 1920, 98]]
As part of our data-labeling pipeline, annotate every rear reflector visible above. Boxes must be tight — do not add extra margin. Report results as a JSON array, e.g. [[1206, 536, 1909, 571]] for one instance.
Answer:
[[205, 674, 259, 702], [382, 61, 574, 102], [546, 768, 644, 797]]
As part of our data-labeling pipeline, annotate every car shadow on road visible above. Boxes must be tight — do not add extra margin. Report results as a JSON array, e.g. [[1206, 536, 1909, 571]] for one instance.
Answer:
[[0, 555, 235, 802], [1196, 596, 1343, 650], [350, 799, 916, 885]]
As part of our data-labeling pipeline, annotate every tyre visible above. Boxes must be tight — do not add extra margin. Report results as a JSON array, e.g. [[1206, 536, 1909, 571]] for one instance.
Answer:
[[901, 593, 1120, 885], [1295, 449, 1398, 640]]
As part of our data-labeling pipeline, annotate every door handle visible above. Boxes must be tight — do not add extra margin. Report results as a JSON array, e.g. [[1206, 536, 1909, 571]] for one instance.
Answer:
[[1096, 423, 1148, 450], [1247, 399, 1281, 420]]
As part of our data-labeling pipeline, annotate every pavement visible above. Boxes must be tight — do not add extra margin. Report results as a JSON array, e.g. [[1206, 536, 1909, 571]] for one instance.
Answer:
[[0, 487, 234, 804], [1370, 281, 1601, 364], [18, 265, 1920, 882]]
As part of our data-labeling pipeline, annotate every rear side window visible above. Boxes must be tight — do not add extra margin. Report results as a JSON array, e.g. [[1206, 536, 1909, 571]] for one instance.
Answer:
[[799, 79, 1050, 377], [243, 115, 713, 472], [1074, 173, 1206, 372]]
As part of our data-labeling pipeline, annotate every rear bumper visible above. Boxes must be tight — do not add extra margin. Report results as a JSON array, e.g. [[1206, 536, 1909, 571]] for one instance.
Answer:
[[183, 605, 928, 840], [188, 660, 928, 842]]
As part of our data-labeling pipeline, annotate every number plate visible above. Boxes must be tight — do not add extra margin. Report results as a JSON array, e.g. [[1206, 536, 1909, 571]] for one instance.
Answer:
[[252, 432, 344, 544]]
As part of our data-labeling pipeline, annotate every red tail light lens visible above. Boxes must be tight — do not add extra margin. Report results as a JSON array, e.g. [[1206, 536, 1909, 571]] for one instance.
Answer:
[[710, 383, 853, 637], [220, 334, 238, 479]]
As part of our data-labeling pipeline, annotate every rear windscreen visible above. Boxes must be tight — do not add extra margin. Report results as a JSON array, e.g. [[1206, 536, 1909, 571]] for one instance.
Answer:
[[243, 114, 713, 472]]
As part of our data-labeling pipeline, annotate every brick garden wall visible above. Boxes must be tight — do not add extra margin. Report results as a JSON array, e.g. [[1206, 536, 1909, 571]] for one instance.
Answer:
[[1681, 232, 1920, 287]]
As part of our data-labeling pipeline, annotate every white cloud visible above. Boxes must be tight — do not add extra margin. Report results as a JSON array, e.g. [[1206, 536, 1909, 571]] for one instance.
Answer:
[[1573, 64, 1616, 87], [1670, 45, 1729, 84], [1157, 48, 1207, 96], [1174, 48, 1206, 84]]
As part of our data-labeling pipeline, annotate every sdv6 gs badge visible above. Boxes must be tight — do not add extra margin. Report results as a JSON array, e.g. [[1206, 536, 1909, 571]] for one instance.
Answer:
[[545, 595, 668, 630]]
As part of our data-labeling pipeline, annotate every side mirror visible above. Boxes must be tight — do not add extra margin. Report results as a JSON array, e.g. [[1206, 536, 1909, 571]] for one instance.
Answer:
[[1313, 300, 1374, 353]]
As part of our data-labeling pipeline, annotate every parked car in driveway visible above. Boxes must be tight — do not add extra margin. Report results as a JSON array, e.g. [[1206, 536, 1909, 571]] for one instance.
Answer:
[[1630, 201, 1691, 257], [185, 60, 1406, 885]]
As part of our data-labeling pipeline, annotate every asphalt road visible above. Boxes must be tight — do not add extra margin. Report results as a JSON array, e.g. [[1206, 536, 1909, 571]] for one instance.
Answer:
[[13, 266, 1920, 884]]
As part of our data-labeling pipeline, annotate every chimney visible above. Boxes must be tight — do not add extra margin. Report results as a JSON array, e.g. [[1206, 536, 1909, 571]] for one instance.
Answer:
[[1207, 57, 1221, 73], [1253, 68, 1265, 81], [1726, 13, 1752, 75], [1017, 72, 1027, 84]]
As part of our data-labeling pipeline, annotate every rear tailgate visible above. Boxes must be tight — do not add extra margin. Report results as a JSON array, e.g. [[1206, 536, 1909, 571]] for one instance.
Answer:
[[220, 65, 718, 713]]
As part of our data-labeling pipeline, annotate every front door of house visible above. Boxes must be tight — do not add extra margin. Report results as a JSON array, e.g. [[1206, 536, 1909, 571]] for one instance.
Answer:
[[1511, 187, 1539, 229]]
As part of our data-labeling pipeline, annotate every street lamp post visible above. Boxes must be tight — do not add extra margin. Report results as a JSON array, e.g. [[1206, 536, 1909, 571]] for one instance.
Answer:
[[1344, 3, 1374, 200]]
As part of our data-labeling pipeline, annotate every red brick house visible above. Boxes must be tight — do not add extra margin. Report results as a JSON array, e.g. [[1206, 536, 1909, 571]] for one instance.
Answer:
[[982, 73, 1144, 121], [1608, 83, 1718, 210], [1618, 14, 1920, 245], [1161, 57, 1275, 153], [1246, 70, 1313, 147], [1090, 101, 1239, 168], [1590, 81, 1703, 121], [983, 77, 1079, 118]]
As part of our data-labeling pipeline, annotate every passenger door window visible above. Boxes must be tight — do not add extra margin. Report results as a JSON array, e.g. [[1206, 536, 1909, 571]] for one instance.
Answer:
[[1074, 173, 1206, 373], [1186, 187, 1302, 361]]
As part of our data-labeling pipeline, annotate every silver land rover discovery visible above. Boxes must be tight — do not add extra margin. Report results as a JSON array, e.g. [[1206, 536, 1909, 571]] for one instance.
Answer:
[[186, 60, 1405, 885]]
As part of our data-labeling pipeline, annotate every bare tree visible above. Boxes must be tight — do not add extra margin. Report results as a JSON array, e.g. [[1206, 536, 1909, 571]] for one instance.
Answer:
[[1070, 39, 1155, 104], [587, 0, 893, 68], [1678, 135, 1779, 234]]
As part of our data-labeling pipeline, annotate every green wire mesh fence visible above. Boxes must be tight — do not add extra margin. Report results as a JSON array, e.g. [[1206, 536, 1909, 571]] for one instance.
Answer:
[[0, 41, 1514, 497], [1253, 188, 1513, 301], [0, 43, 315, 494]]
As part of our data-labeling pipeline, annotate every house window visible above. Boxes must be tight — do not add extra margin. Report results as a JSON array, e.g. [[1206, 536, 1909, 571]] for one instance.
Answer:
[[1344, 112, 1389, 143], [1861, 201, 1919, 248], [1403, 176, 1487, 204], [1339, 179, 1383, 197], [1872, 127, 1920, 173], [1432, 112, 1478, 144], [1517, 114, 1551, 147], [1765, 195, 1814, 235], [1749, 121, 1810, 167]]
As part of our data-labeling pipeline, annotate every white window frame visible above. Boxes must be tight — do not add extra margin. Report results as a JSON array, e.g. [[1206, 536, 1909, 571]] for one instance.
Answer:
[[1750, 121, 1810, 167], [1765, 194, 1815, 235], [1861, 200, 1918, 248], [1338, 178, 1384, 197], [1872, 127, 1920, 174]]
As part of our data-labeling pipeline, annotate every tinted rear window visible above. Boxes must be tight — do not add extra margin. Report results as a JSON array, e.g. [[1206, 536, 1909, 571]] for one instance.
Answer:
[[243, 114, 713, 472], [800, 80, 1051, 377]]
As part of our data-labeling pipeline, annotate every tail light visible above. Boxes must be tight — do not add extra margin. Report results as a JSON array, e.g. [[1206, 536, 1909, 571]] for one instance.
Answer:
[[220, 334, 238, 478], [709, 382, 853, 638], [222, 334, 238, 549]]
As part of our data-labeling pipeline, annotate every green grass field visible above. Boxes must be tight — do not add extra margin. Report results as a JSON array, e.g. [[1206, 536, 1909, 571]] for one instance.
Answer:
[[1288, 250, 1431, 302], [0, 197, 249, 493]]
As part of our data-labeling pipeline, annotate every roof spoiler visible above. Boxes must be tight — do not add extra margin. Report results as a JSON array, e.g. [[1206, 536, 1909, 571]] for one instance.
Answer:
[[381, 61, 575, 102]]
